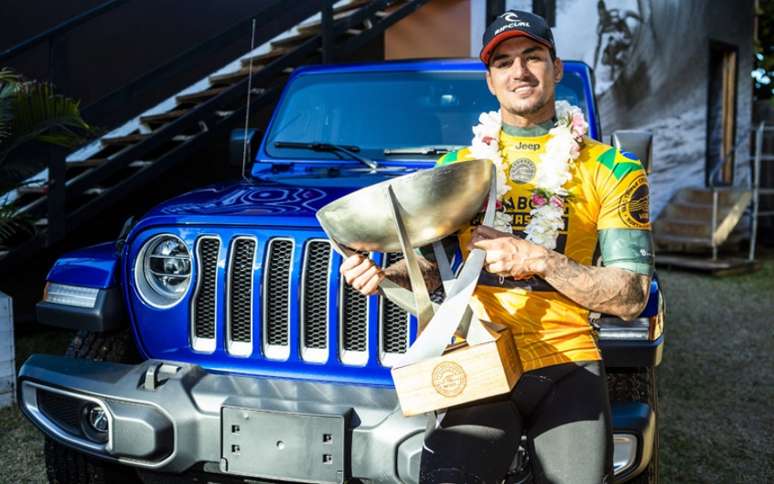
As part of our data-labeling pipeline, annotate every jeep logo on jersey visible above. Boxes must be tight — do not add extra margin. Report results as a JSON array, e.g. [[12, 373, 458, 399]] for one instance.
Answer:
[[509, 158, 537, 184], [619, 174, 650, 228], [512, 142, 540, 151]]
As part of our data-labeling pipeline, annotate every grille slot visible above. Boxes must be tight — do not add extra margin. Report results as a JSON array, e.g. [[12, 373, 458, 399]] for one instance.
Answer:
[[340, 251, 370, 365], [379, 252, 411, 366], [38, 389, 84, 437], [263, 238, 294, 359], [192, 237, 219, 352], [227, 237, 256, 356], [301, 240, 332, 362]]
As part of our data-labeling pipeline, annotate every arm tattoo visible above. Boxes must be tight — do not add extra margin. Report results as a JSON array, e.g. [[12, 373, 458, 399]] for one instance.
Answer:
[[383, 257, 442, 293], [540, 251, 651, 320]]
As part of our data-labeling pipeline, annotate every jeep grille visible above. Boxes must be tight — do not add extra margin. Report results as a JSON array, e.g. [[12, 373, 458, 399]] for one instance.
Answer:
[[189, 235, 412, 367]]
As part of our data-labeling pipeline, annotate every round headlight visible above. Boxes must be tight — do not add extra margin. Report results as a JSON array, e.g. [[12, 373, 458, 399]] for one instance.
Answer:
[[135, 234, 192, 308]]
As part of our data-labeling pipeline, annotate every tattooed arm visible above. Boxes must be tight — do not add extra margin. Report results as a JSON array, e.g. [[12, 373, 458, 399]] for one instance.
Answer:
[[471, 226, 651, 320], [340, 254, 441, 296]]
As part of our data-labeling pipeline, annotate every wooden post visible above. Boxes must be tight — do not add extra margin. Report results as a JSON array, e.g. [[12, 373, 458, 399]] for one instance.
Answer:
[[0, 292, 15, 408], [47, 147, 67, 246], [321, 0, 334, 64]]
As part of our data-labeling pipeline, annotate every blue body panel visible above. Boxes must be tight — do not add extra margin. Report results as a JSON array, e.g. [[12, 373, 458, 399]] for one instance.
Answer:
[[47, 242, 119, 289]]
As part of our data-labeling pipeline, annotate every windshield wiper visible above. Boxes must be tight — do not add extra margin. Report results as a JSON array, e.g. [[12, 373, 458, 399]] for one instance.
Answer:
[[383, 145, 465, 156], [274, 141, 378, 170]]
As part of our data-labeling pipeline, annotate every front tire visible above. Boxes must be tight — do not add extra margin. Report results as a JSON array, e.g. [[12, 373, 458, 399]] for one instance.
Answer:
[[44, 329, 141, 484], [607, 367, 659, 483]]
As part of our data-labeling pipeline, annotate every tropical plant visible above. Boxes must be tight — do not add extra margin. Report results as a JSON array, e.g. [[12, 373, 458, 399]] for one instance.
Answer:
[[0, 67, 93, 249]]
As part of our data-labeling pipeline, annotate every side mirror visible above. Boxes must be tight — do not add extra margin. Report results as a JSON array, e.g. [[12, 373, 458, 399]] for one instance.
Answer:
[[610, 130, 653, 173], [229, 128, 262, 168]]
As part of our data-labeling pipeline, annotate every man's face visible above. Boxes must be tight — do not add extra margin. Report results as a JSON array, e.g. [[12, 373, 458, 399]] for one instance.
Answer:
[[485, 37, 563, 118]]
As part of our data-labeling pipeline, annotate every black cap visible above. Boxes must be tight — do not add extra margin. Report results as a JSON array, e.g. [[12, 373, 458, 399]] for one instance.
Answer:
[[480, 10, 555, 64]]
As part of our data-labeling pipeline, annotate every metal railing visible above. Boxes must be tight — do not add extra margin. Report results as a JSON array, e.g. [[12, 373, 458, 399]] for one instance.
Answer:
[[749, 121, 774, 261]]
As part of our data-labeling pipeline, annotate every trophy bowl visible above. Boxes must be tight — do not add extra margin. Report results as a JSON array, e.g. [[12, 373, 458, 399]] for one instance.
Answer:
[[316, 159, 493, 253]]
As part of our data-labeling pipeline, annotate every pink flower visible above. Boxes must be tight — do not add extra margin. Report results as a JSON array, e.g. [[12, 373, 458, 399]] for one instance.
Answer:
[[549, 195, 564, 208], [482, 135, 496, 146], [531, 193, 547, 207], [570, 141, 581, 159], [571, 112, 588, 139]]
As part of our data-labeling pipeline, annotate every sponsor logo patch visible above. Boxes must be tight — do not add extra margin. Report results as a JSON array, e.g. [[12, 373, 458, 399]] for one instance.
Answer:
[[509, 158, 536, 184], [432, 361, 467, 398], [618, 174, 650, 228]]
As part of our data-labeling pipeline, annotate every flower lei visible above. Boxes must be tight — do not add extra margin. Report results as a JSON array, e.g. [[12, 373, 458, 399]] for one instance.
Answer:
[[470, 100, 589, 250]]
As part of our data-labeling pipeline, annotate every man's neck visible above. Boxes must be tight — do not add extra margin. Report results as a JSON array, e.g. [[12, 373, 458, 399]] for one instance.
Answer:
[[501, 110, 555, 128], [502, 119, 554, 137]]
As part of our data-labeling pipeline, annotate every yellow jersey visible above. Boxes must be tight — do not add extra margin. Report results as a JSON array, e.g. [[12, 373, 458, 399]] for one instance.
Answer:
[[436, 127, 651, 372]]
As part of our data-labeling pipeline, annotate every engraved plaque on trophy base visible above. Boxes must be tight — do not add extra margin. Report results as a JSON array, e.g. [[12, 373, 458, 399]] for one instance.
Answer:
[[391, 329, 523, 417]]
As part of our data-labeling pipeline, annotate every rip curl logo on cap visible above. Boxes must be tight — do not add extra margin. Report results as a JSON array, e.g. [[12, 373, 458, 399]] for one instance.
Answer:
[[500, 12, 520, 22], [618, 174, 650, 228], [494, 21, 531, 36]]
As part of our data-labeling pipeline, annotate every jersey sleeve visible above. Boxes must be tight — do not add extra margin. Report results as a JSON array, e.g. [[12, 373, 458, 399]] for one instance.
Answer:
[[594, 147, 651, 231], [592, 147, 654, 275]]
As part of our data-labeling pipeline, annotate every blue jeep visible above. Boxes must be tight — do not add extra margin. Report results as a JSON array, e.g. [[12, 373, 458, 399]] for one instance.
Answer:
[[19, 58, 663, 484]]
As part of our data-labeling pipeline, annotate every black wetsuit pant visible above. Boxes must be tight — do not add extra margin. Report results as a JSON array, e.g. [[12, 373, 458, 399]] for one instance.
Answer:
[[419, 360, 612, 484]]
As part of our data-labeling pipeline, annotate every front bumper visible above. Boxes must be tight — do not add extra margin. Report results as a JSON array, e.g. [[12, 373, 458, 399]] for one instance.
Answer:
[[19, 355, 655, 483]]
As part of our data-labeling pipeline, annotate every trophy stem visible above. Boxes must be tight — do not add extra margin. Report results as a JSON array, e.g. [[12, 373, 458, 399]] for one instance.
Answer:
[[387, 185, 435, 332]]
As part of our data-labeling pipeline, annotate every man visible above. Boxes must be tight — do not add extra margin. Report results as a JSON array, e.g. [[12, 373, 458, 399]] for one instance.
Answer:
[[341, 10, 654, 484]]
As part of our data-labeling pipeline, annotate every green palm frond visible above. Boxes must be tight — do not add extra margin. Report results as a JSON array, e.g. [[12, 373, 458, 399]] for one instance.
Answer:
[[0, 80, 93, 167], [0, 68, 20, 141], [0, 203, 34, 248]]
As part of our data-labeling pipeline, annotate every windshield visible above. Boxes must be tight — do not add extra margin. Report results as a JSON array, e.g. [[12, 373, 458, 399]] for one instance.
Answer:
[[265, 69, 590, 161]]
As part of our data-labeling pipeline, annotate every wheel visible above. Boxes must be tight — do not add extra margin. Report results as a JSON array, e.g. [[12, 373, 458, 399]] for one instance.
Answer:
[[44, 329, 142, 484], [607, 367, 659, 483]]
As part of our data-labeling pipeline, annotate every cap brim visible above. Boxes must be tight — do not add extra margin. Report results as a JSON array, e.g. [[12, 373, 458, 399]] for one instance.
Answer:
[[479, 30, 553, 64]]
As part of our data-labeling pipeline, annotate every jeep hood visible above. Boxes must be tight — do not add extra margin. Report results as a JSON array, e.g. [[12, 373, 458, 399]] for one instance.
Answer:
[[136, 181, 353, 230]]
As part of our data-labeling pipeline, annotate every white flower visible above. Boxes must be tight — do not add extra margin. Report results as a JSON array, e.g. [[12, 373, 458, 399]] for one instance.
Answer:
[[470, 104, 586, 249]]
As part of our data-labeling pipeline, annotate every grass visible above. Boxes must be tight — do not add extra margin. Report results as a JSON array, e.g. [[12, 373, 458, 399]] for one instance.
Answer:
[[0, 327, 73, 484], [657, 258, 774, 483], [0, 259, 773, 483]]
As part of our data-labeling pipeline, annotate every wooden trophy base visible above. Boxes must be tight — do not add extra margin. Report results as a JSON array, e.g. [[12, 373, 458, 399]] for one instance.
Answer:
[[391, 330, 523, 417]]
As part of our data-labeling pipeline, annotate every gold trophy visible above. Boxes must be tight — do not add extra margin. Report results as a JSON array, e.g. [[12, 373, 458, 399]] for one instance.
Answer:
[[317, 159, 522, 416]]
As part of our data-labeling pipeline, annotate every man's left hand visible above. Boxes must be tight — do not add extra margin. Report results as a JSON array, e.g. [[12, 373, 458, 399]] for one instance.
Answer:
[[468, 226, 548, 279]]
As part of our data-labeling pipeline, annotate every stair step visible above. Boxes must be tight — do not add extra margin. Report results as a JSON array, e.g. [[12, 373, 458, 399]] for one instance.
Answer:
[[655, 254, 760, 276], [101, 133, 149, 146], [662, 201, 734, 220], [209, 65, 263, 86], [654, 231, 746, 248], [654, 219, 711, 238], [66, 158, 109, 169], [241, 48, 286, 67], [17, 185, 48, 195], [139, 109, 189, 126], [83, 187, 107, 196], [176, 87, 227, 105], [677, 187, 748, 205], [654, 233, 713, 247], [297, 8, 372, 34], [128, 160, 153, 169], [271, 31, 316, 49], [334, 0, 371, 14]]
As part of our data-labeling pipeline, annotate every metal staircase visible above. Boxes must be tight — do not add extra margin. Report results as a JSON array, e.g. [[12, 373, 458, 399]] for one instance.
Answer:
[[654, 122, 774, 273], [0, 0, 430, 273]]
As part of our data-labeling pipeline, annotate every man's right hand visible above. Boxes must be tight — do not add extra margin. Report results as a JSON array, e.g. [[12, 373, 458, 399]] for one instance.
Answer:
[[340, 254, 384, 296]]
